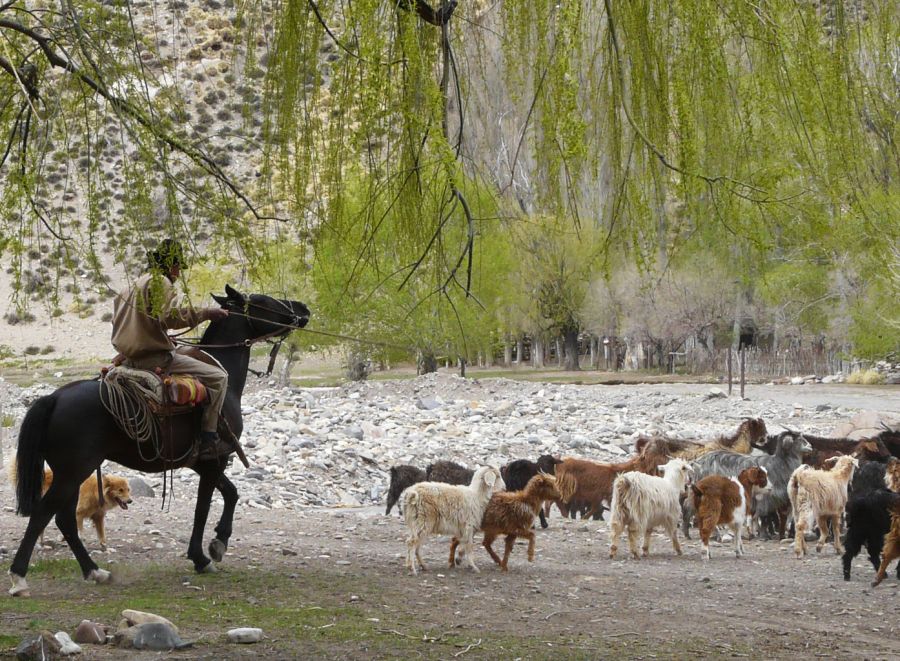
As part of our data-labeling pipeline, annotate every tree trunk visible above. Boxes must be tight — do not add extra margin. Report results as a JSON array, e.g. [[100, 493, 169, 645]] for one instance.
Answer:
[[563, 327, 580, 371], [418, 351, 438, 374], [503, 334, 512, 367], [556, 337, 563, 368], [277, 341, 300, 387], [515, 336, 524, 365], [458, 356, 466, 378], [589, 335, 597, 369], [532, 336, 545, 368]]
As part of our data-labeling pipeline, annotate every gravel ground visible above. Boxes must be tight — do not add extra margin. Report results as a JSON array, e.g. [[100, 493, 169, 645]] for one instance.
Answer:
[[1, 376, 899, 659]]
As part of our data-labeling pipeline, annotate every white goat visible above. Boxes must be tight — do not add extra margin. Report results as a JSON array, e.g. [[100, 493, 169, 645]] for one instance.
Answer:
[[609, 458, 694, 559], [402, 466, 504, 575], [789, 455, 858, 557]]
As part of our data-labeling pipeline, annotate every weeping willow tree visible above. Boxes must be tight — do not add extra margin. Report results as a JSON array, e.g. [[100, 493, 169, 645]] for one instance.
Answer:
[[2, 0, 897, 356], [250, 0, 897, 355]]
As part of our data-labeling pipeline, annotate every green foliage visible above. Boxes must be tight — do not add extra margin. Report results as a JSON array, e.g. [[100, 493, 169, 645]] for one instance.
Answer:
[[311, 168, 510, 363]]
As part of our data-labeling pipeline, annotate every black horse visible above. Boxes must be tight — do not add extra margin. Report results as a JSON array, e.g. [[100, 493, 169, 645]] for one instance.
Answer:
[[9, 285, 309, 596]]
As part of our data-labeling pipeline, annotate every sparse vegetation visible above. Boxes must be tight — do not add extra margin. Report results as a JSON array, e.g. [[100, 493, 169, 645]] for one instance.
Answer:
[[846, 369, 886, 385]]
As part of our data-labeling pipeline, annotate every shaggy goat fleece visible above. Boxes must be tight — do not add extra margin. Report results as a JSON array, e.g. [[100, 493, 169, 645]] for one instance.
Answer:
[[385, 465, 427, 516], [609, 458, 693, 560], [872, 459, 900, 586], [402, 466, 504, 575], [789, 455, 858, 557]]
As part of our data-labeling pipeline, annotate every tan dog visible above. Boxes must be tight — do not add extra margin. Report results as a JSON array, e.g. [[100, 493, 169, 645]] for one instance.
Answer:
[[10, 460, 133, 549]]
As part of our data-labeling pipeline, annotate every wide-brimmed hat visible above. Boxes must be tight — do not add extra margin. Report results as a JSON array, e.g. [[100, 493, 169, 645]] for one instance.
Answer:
[[148, 239, 185, 270]]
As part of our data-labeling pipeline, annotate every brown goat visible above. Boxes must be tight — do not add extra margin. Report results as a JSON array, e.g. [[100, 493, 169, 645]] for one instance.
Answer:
[[635, 418, 766, 460], [449, 474, 565, 571], [691, 467, 768, 559], [553, 446, 668, 521], [872, 459, 900, 587]]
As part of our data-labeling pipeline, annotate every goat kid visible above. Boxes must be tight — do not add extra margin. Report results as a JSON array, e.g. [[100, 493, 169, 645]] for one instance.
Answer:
[[692, 467, 768, 559]]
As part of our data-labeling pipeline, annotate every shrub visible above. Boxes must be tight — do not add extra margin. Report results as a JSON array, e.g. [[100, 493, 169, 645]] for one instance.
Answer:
[[1, 413, 15, 427], [24, 346, 41, 355], [847, 369, 885, 385], [40, 345, 54, 355]]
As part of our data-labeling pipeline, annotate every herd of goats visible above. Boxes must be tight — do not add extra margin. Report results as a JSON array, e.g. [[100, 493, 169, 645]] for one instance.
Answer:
[[385, 418, 900, 585]]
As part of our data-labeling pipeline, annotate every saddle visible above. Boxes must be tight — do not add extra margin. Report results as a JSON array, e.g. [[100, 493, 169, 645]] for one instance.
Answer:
[[101, 364, 207, 417]]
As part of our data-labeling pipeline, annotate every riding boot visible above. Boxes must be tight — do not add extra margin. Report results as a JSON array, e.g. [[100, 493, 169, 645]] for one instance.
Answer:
[[197, 431, 222, 462]]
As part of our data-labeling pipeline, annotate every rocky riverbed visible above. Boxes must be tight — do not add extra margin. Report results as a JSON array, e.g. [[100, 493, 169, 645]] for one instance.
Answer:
[[2, 373, 897, 512]]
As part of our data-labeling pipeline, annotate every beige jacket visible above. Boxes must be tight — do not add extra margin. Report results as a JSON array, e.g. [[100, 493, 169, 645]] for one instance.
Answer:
[[112, 272, 204, 368]]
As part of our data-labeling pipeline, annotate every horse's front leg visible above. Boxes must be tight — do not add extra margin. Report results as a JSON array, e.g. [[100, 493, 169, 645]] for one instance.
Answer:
[[209, 473, 239, 563], [54, 492, 108, 584], [187, 466, 220, 573]]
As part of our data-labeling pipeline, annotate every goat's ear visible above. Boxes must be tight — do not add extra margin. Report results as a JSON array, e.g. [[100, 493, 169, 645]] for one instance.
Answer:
[[389, 466, 397, 476], [212, 293, 228, 307], [483, 469, 497, 488]]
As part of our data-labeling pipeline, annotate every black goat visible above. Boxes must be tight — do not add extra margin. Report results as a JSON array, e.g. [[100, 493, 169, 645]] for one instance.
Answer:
[[843, 489, 900, 581], [425, 460, 474, 485], [385, 465, 426, 515], [500, 455, 562, 528], [850, 461, 887, 497]]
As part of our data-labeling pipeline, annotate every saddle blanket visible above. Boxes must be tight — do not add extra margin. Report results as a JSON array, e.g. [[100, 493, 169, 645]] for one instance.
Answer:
[[103, 365, 208, 407]]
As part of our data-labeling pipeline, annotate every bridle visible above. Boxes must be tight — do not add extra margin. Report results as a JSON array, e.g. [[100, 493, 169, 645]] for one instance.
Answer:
[[175, 296, 307, 376]]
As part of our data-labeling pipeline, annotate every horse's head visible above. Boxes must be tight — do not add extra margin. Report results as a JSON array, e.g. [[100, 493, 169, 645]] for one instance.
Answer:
[[213, 284, 310, 340]]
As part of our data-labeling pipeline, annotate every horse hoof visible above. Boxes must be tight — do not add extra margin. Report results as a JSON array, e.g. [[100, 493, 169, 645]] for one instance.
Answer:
[[8, 572, 30, 597], [209, 539, 227, 563], [197, 561, 218, 574], [87, 568, 112, 584]]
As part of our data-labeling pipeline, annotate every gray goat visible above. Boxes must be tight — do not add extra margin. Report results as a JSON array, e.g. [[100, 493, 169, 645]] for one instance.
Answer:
[[683, 431, 813, 539]]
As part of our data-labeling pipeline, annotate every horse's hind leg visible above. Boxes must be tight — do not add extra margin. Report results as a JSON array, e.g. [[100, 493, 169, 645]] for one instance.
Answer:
[[9, 503, 57, 596], [187, 466, 219, 573], [209, 472, 238, 563]]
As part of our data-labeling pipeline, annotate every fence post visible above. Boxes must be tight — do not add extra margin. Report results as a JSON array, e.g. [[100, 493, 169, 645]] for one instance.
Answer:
[[727, 347, 733, 396], [740, 347, 746, 399]]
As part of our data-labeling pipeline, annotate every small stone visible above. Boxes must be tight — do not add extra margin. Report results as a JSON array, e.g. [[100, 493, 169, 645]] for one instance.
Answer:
[[415, 396, 443, 410], [128, 477, 155, 498], [227, 628, 263, 644], [16, 631, 62, 660], [53, 632, 81, 655], [115, 623, 190, 651], [349, 595, 360, 602], [73, 621, 107, 645], [704, 387, 727, 400], [282, 548, 298, 556], [120, 610, 179, 633]]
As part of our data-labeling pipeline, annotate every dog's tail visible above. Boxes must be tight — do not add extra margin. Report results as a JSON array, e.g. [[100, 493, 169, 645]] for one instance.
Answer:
[[15, 394, 56, 516]]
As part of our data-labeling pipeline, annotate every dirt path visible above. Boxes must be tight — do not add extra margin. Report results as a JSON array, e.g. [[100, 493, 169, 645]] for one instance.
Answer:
[[3, 483, 900, 659], [2, 379, 899, 658]]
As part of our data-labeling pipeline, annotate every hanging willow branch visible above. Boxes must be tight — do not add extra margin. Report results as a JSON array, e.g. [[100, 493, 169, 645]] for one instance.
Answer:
[[0, 16, 282, 223], [601, 0, 799, 207]]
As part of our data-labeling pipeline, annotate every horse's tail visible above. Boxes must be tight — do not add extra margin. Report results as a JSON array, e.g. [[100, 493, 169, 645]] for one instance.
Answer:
[[15, 394, 56, 516]]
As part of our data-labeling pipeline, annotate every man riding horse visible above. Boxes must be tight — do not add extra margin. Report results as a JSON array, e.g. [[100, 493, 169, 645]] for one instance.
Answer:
[[111, 239, 229, 450]]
